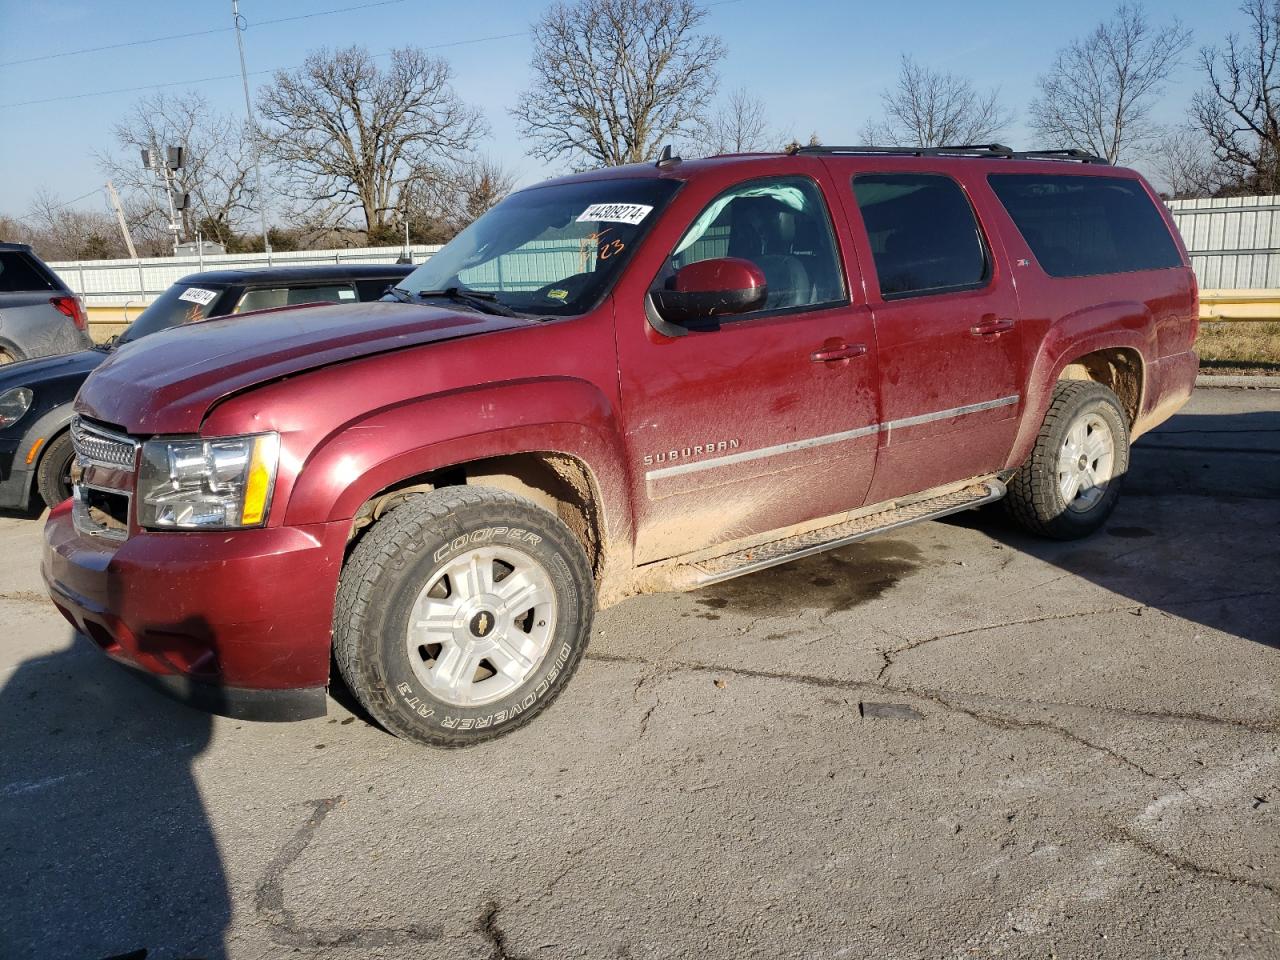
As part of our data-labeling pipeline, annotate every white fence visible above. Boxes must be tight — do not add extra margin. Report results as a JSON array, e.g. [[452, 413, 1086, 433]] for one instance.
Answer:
[[44, 195, 1280, 310], [1167, 195, 1280, 289], [49, 244, 443, 308]]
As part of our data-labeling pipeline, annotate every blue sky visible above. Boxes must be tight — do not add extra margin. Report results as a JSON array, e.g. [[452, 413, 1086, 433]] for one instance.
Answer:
[[0, 0, 1249, 218]]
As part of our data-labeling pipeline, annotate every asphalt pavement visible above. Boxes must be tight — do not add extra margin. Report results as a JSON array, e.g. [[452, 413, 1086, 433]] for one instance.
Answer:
[[1, 385, 1277, 960]]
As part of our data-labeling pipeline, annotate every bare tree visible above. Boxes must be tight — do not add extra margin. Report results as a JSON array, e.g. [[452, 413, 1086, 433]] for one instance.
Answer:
[[862, 56, 1012, 147], [513, 0, 725, 168], [1151, 126, 1228, 198], [257, 46, 486, 239], [1192, 0, 1280, 194], [97, 91, 258, 248], [402, 157, 519, 243], [22, 189, 129, 260], [1029, 3, 1191, 163], [690, 88, 776, 155]]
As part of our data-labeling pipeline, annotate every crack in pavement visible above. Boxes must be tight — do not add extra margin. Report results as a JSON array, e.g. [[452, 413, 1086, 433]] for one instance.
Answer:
[[1108, 826, 1280, 898], [478, 901, 531, 960], [254, 796, 443, 948], [0, 590, 49, 605]]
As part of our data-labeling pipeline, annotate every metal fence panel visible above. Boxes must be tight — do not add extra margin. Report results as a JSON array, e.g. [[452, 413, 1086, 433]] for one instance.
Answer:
[[1167, 195, 1280, 289]]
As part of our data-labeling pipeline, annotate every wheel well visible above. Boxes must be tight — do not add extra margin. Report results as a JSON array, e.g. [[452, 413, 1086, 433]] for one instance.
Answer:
[[349, 453, 605, 575], [1058, 348, 1142, 424]]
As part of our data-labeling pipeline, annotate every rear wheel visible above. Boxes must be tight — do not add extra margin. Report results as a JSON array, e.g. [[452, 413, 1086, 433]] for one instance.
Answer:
[[36, 431, 75, 509], [0, 350, 15, 366], [1006, 380, 1129, 539], [334, 486, 594, 747]]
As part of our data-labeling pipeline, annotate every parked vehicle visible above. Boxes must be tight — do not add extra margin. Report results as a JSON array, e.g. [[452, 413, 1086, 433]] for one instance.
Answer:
[[1, 264, 411, 512], [44, 144, 1199, 745], [0, 242, 92, 365]]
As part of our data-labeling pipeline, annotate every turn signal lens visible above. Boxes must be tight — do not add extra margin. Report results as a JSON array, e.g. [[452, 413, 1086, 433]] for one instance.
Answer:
[[240, 434, 279, 526]]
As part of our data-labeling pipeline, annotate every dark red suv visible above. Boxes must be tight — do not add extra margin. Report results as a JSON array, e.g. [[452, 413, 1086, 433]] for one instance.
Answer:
[[43, 144, 1198, 747]]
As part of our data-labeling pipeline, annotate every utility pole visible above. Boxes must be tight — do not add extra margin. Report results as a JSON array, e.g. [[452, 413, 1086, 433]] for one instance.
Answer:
[[104, 180, 139, 260], [232, 0, 273, 264]]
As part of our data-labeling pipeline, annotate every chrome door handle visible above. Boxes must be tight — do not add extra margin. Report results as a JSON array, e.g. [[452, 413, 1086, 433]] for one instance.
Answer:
[[970, 316, 1016, 337], [810, 342, 868, 362]]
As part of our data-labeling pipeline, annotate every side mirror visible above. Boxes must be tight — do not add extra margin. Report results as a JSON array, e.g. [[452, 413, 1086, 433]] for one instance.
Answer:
[[649, 257, 767, 333]]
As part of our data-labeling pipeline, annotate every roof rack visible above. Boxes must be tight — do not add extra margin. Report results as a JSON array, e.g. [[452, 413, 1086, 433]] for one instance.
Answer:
[[785, 143, 1110, 164]]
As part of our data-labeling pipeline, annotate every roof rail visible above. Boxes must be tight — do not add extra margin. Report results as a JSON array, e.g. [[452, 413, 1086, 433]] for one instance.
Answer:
[[785, 143, 1110, 164]]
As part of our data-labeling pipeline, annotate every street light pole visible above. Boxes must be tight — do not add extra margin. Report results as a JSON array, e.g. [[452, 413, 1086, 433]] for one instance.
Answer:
[[232, 0, 273, 264]]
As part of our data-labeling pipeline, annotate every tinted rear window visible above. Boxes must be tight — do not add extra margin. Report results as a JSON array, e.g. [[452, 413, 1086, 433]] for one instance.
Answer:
[[0, 251, 57, 292], [852, 173, 989, 299], [987, 175, 1181, 278]]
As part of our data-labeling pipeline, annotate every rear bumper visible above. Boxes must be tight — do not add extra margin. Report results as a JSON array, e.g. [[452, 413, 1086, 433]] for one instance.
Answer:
[[42, 501, 349, 721], [1133, 349, 1198, 440]]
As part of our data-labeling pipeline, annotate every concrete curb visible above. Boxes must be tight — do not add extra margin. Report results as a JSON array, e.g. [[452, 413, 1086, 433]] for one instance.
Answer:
[[1196, 374, 1280, 389]]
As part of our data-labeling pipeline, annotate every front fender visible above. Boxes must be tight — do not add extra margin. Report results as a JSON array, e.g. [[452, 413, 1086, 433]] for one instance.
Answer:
[[282, 378, 633, 543], [1007, 301, 1155, 470]]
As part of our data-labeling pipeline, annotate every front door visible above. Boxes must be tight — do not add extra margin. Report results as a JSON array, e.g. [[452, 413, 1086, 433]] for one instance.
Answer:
[[614, 171, 881, 564], [839, 169, 1025, 503]]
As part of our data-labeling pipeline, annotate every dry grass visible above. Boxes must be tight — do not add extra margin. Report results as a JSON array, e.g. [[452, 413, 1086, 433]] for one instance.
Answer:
[[1195, 321, 1280, 374]]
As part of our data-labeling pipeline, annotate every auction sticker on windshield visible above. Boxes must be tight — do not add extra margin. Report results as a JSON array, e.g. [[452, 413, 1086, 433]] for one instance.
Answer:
[[178, 287, 219, 306], [577, 203, 653, 225]]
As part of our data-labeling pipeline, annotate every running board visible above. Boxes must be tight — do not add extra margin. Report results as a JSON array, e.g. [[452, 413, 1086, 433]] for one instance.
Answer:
[[683, 479, 1006, 586]]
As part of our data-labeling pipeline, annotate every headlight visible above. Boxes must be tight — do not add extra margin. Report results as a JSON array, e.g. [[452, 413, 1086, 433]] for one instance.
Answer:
[[0, 387, 33, 429], [137, 432, 279, 529]]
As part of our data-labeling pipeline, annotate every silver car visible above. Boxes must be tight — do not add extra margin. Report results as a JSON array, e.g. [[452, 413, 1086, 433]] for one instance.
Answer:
[[0, 242, 93, 364]]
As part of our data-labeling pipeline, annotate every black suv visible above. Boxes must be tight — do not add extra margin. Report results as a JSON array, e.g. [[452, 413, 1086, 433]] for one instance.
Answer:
[[0, 262, 412, 512]]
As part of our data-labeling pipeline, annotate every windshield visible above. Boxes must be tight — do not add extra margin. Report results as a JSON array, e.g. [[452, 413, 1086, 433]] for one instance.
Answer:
[[119, 282, 229, 343], [396, 177, 681, 317]]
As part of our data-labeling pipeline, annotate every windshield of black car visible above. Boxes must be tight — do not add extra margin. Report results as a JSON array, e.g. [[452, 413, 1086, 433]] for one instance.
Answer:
[[118, 283, 229, 343], [395, 177, 681, 317]]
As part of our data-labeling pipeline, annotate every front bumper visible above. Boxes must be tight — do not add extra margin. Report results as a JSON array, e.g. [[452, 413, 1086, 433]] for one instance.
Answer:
[[42, 501, 349, 721], [0, 435, 33, 510]]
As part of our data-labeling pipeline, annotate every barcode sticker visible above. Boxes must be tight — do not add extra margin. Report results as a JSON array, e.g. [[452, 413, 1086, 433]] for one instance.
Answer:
[[577, 203, 653, 225], [178, 287, 218, 305]]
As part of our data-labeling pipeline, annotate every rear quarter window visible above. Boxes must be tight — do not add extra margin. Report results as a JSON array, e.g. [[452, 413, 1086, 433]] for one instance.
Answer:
[[0, 251, 58, 292], [987, 174, 1181, 278]]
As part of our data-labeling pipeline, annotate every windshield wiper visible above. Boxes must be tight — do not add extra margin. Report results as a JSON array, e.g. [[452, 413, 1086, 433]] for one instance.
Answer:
[[386, 286, 414, 303], [415, 287, 520, 318], [93, 334, 120, 352]]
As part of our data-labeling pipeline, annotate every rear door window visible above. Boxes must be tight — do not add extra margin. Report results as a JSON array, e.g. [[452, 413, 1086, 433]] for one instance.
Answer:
[[0, 251, 57, 292], [987, 174, 1181, 277], [851, 173, 989, 300], [234, 283, 357, 313]]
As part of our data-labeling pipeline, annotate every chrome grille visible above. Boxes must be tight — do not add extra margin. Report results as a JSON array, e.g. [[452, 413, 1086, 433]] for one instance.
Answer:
[[71, 417, 138, 469]]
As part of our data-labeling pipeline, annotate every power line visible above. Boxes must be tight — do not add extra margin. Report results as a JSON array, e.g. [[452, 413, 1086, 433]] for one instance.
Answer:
[[0, 0, 407, 68], [0, 0, 744, 110]]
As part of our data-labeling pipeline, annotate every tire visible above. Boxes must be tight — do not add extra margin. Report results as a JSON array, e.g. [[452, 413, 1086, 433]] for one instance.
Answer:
[[1006, 380, 1130, 540], [333, 486, 595, 747], [35, 431, 75, 509], [0, 350, 15, 366]]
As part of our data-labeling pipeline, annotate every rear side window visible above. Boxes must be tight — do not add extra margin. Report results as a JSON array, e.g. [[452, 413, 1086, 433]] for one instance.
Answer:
[[987, 174, 1181, 278], [851, 174, 989, 300], [234, 283, 357, 313], [0, 251, 57, 292]]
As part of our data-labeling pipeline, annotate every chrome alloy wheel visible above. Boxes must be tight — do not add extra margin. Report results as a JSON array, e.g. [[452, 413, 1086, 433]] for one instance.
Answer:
[[1057, 412, 1116, 513], [406, 546, 558, 707]]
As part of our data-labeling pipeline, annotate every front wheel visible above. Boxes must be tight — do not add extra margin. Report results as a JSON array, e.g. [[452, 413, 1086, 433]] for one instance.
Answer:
[[1006, 380, 1130, 539], [36, 431, 75, 509], [333, 486, 595, 747]]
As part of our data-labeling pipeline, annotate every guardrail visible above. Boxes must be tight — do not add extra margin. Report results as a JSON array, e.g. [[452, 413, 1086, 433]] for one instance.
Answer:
[[1200, 290, 1280, 322]]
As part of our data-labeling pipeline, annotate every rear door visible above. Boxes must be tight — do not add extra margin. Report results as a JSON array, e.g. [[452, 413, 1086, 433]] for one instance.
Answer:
[[614, 167, 881, 564], [837, 167, 1025, 503]]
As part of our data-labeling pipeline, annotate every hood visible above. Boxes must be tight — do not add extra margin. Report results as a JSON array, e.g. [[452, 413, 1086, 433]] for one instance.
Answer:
[[77, 301, 536, 434], [0, 349, 105, 391]]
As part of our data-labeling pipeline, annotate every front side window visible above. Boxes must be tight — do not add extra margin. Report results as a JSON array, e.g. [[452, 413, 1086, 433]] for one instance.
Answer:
[[660, 176, 846, 313], [852, 173, 989, 300], [235, 283, 357, 313], [987, 174, 1182, 278], [398, 177, 681, 318]]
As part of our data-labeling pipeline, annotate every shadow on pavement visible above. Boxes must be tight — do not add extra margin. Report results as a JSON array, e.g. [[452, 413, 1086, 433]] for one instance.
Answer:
[[0, 635, 229, 960], [946, 401, 1280, 650]]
